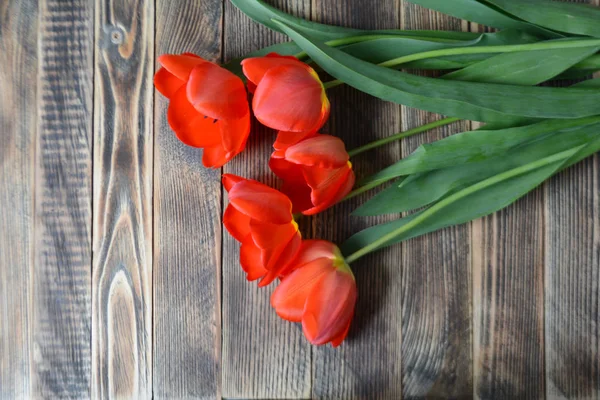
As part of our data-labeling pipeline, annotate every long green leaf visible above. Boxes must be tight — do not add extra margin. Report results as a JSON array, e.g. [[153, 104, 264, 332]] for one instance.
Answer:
[[340, 29, 540, 64], [485, 0, 600, 38], [405, 0, 562, 38], [354, 120, 600, 216], [273, 20, 600, 123], [230, 0, 480, 41], [442, 43, 600, 85], [359, 116, 600, 187], [341, 146, 586, 259]]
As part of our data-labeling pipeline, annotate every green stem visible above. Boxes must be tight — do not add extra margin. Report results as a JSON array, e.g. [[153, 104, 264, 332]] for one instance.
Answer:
[[342, 181, 383, 202], [344, 147, 579, 264], [347, 117, 460, 157], [293, 33, 466, 60], [378, 39, 600, 68], [323, 39, 600, 89]]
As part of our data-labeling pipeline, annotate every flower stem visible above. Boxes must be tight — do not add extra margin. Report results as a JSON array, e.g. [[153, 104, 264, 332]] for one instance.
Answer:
[[378, 39, 600, 69], [347, 117, 460, 157], [344, 147, 579, 264], [293, 34, 466, 60]]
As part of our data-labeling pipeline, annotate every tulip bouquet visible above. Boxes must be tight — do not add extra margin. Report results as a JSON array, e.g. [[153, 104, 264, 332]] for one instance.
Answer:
[[155, 0, 600, 347]]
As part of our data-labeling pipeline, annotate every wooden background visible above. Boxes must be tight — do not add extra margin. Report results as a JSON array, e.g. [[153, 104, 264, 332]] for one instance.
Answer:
[[1, 0, 599, 398]]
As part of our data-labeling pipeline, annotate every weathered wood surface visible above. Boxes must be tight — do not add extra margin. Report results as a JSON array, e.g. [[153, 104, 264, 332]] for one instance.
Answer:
[[91, 0, 153, 397], [221, 1, 312, 398], [400, 4, 473, 398], [0, 0, 38, 398], [153, 0, 222, 399], [310, 1, 403, 398], [0, 0, 599, 398], [33, 0, 95, 398]]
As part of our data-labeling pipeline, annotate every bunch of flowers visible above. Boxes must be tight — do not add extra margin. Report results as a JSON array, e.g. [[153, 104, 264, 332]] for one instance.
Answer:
[[156, 0, 600, 346]]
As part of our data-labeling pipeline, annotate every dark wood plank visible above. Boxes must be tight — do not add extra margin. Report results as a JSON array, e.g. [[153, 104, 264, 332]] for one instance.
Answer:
[[545, 159, 599, 398], [91, 0, 154, 397], [221, 1, 312, 398], [471, 194, 545, 399], [544, 2, 599, 398], [31, 0, 95, 397], [0, 0, 38, 397], [153, 0, 223, 398], [309, 0, 403, 398], [468, 21, 546, 398], [399, 3, 473, 398]]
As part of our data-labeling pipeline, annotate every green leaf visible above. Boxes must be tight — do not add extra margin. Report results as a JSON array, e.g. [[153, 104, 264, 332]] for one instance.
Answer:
[[405, 0, 562, 38], [354, 120, 600, 216], [358, 116, 600, 187], [229, 0, 480, 41], [339, 29, 540, 64], [273, 20, 600, 123], [442, 41, 600, 85], [485, 0, 600, 38], [341, 145, 587, 259]]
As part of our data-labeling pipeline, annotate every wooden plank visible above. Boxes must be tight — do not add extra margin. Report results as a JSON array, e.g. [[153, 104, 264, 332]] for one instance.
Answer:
[[31, 0, 94, 397], [468, 21, 546, 399], [545, 2, 599, 398], [0, 0, 38, 397], [399, 3, 473, 398], [545, 154, 599, 399], [91, 0, 154, 397], [221, 1, 312, 398], [471, 194, 545, 399], [153, 0, 222, 398], [309, 0, 403, 398]]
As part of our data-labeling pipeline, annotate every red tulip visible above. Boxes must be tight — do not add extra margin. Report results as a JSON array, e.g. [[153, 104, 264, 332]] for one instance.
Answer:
[[270, 134, 355, 215], [222, 174, 301, 287], [241, 53, 330, 135], [155, 53, 250, 168], [271, 240, 357, 347]]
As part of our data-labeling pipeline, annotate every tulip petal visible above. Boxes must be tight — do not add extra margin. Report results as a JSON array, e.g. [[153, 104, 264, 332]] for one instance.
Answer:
[[303, 164, 353, 209], [223, 205, 252, 242], [259, 231, 302, 287], [250, 220, 298, 250], [252, 64, 329, 133], [228, 180, 293, 224], [271, 257, 333, 321], [220, 112, 251, 154], [154, 67, 186, 99], [281, 181, 314, 214], [273, 130, 319, 151], [167, 87, 222, 148], [291, 240, 339, 268], [187, 63, 249, 120], [330, 316, 353, 347], [222, 174, 245, 192], [202, 146, 229, 168], [158, 53, 206, 81], [303, 167, 355, 216], [240, 238, 268, 281], [302, 270, 357, 345], [286, 135, 349, 168], [242, 53, 304, 87]]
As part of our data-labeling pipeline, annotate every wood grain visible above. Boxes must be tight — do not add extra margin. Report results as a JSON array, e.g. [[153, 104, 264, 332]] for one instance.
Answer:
[[468, 20, 546, 399], [221, 1, 312, 398], [32, 0, 94, 397], [153, 0, 223, 398], [471, 194, 545, 399], [0, 0, 38, 397], [545, 160, 599, 399], [399, 3, 473, 398], [309, 0, 403, 398], [91, 0, 154, 397], [544, 2, 599, 398]]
